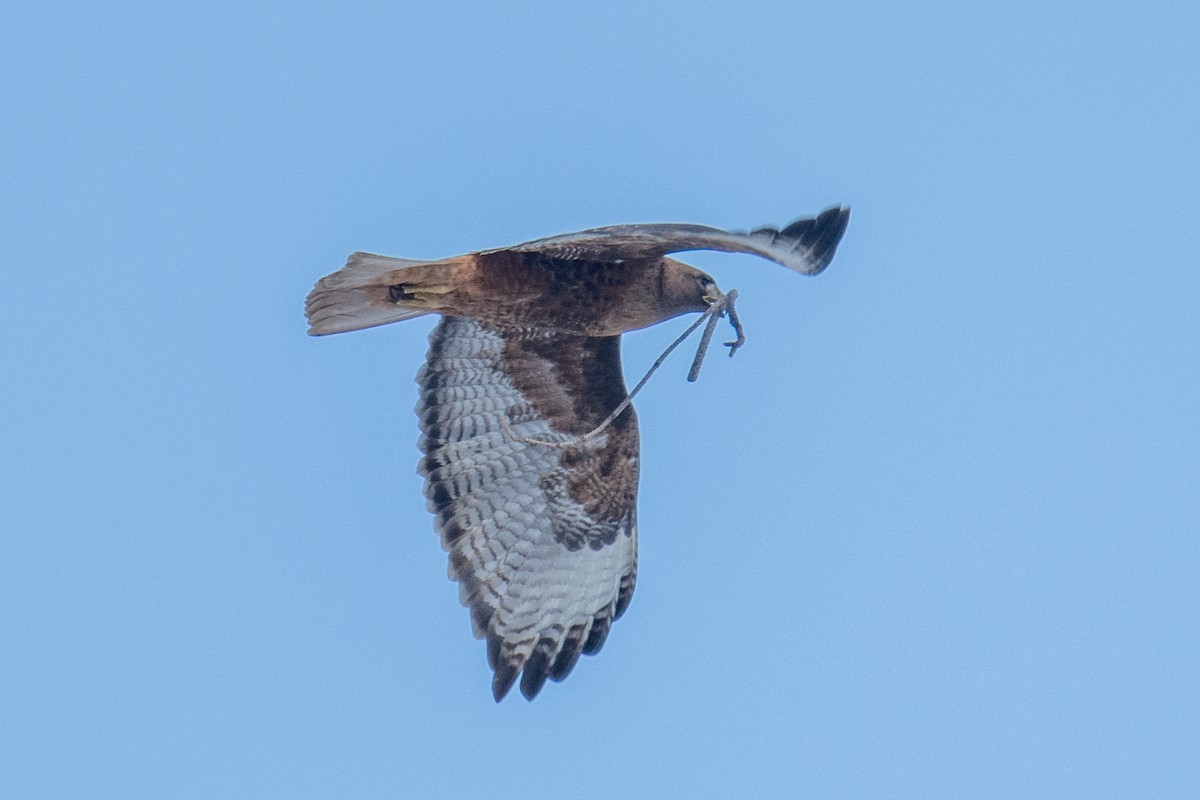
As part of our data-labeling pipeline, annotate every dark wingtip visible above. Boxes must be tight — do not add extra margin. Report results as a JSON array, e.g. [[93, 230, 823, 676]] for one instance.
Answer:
[[488, 630, 519, 702], [581, 615, 613, 655], [492, 663, 519, 702], [791, 204, 850, 275], [519, 646, 552, 700]]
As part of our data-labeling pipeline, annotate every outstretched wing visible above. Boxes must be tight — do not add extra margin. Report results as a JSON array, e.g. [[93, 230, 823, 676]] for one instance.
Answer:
[[499, 205, 850, 275], [417, 316, 639, 701]]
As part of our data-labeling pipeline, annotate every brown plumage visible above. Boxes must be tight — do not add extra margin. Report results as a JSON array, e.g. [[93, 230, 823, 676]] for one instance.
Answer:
[[305, 206, 850, 700]]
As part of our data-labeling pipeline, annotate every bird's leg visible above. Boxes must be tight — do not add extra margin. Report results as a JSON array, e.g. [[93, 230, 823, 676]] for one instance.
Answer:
[[388, 282, 454, 308]]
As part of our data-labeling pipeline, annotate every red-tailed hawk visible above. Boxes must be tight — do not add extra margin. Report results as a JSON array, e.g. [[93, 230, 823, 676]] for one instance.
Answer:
[[306, 206, 850, 700]]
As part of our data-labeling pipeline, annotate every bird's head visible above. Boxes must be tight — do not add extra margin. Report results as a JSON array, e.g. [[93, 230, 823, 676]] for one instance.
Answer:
[[661, 260, 722, 316], [610, 259, 724, 334]]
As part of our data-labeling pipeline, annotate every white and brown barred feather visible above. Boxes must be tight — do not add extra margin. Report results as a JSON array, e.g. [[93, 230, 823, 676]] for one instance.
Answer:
[[416, 316, 639, 700]]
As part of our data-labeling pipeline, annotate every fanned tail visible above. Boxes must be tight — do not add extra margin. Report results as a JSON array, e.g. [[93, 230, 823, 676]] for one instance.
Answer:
[[305, 252, 461, 336]]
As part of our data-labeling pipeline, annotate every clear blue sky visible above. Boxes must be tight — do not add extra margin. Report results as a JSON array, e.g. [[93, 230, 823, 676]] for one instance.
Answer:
[[3, 2, 1198, 797]]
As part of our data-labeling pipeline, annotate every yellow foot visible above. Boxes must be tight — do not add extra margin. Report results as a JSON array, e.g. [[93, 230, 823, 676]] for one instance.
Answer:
[[388, 283, 454, 307]]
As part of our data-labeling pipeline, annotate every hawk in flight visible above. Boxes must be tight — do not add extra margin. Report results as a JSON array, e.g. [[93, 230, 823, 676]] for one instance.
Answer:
[[306, 207, 850, 700]]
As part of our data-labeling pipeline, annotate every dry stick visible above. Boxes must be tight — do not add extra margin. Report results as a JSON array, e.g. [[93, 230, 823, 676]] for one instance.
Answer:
[[513, 290, 745, 449], [688, 288, 744, 382]]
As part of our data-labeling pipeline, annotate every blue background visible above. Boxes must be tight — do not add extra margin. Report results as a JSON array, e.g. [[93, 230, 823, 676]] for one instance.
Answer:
[[3, 2, 1198, 797]]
